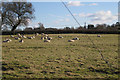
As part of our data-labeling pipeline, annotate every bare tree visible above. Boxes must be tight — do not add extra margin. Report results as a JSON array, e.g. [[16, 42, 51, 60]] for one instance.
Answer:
[[1, 1, 35, 32]]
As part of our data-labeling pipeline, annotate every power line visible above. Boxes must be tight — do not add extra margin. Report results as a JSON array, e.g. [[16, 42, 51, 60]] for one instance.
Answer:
[[61, 0, 111, 67], [61, 0, 81, 27]]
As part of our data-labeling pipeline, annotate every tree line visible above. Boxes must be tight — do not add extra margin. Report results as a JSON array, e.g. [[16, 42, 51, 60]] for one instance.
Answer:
[[1, 1, 119, 34], [2, 22, 120, 35]]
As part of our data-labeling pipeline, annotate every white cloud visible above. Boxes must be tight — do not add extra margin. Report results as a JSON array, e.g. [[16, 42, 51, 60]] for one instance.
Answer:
[[67, 10, 117, 25], [55, 18, 70, 24], [67, 2, 98, 7], [78, 13, 93, 17], [89, 3, 98, 6], [88, 11, 117, 24], [67, 1, 84, 6]]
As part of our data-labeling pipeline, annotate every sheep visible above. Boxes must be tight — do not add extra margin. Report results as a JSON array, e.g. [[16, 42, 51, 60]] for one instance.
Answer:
[[8, 39, 12, 42], [44, 40, 50, 42], [44, 36, 48, 39], [19, 39, 24, 43], [27, 37, 33, 39], [3, 38, 12, 43], [97, 35, 101, 37], [32, 36, 35, 39], [17, 33, 22, 38], [10, 35, 14, 38], [41, 37, 44, 40], [47, 37, 52, 40], [3, 39, 10, 43], [18, 33, 20, 35], [58, 36, 63, 38], [68, 40, 74, 42], [15, 37, 20, 40], [41, 33, 48, 37], [22, 35, 27, 39], [41, 33, 44, 36], [72, 37, 79, 40], [35, 33, 39, 36]]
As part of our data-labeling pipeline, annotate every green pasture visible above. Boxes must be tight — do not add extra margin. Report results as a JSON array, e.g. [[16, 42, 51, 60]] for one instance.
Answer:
[[1, 34, 119, 78]]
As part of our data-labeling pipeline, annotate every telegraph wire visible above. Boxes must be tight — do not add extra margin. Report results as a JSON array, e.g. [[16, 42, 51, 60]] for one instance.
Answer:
[[61, 0, 111, 67]]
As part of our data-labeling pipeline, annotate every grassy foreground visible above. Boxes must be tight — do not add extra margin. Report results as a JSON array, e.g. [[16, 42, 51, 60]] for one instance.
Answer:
[[2, 34, 119, 79]]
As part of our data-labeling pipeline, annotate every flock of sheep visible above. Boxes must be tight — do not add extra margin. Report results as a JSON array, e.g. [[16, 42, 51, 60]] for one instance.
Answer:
[[2, 33, 101, 43]]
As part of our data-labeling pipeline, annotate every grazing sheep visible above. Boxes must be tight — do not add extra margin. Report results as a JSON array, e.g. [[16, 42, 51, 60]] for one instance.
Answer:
[[3, 39, 9, 43], [22, 35, 27, 39], [35, 33, 39, 36], [42, 33, 48, 36], [47, 37, 52, 40], [19, 39, 24, 43], [3, 38, 12, 42], [15, 37, 20, 40], [17, 33, 22, 38], [44, 36, 47, 39], [18, 33, 20, 35], [8, 39, 12, 42], [68, 40, 74, 42], [27, 37, 33, 39], [41, 37, 44, 40], [58, 36, 63, 38], [10, 35, 14, 38], [41, 33, 44, 36], [32, 36, 35, 39], [44, 40, 50, 42], [72, 37, 79, 40], [97, 35, 101, 37], [41, 33, 49, 40]]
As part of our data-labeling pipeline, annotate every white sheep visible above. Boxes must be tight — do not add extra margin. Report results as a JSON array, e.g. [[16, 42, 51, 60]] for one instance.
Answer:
[[3, 38, 12, 43], [23, 36, 27, 39], [68, 40, 74, 42], [41, 37, 44, 40], [44, 40, 50, 42], [47, 37, 52, 40], [10, 35, 14, 38], [97, 35, 101, 37], [19, 39, 24, 43], [8, 39, 12, 42], [44, 36, 47, 39], [41, 33, 44, 36], [17, 33, 22, 38], [3, 39, 10, 43], [22, 35, 27, 39], [32, 36, 35, 39], [15, 37, 20, 40], [27, 37, 33, 39], [58, 36, 63, 38], [72, 37, 79, 40], [35, 33, 39, 36]]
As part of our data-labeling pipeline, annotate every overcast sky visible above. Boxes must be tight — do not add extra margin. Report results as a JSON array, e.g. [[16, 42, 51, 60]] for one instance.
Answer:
[[26, 1, 118, 29]]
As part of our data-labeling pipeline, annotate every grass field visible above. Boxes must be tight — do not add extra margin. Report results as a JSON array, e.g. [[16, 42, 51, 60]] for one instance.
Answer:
[[2, 34, 119, 79]]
